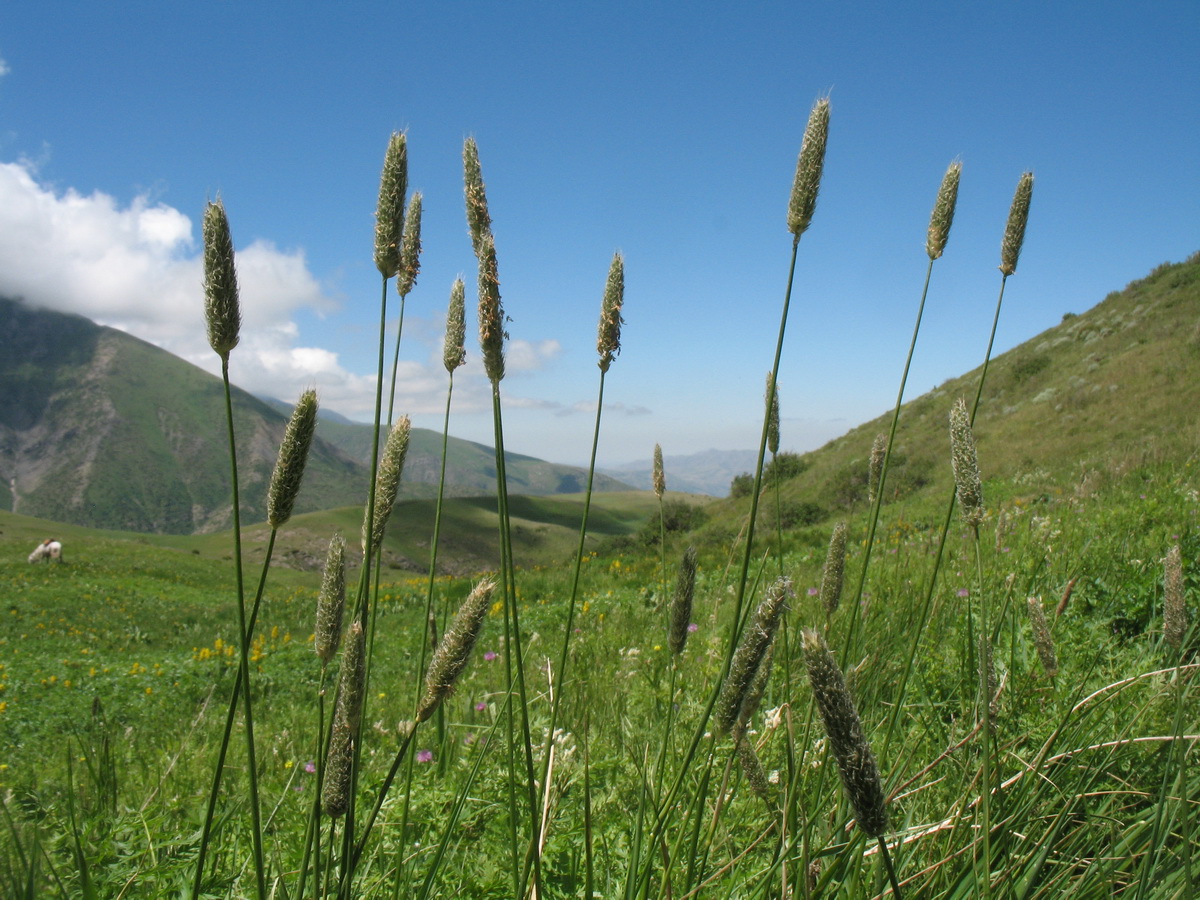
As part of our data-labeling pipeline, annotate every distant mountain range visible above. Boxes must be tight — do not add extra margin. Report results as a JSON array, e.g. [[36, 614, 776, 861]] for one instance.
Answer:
[[599, 448, 758, 497], [0, 298, 631, 534]]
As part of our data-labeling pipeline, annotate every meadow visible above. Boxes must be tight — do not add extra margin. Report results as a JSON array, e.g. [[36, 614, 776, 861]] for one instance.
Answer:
[[2, 105, 1197, 899]]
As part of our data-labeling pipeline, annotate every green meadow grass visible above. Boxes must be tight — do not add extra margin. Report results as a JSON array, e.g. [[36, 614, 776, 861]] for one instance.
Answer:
[[2, 117, 1198, 898]]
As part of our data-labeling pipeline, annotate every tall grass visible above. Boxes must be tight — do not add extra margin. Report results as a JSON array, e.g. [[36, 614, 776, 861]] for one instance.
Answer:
[[3, 116, 1198, 900]]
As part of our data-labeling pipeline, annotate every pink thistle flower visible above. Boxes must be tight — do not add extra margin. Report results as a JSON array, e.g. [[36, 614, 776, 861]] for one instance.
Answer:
[[416, 749, 433, 763]]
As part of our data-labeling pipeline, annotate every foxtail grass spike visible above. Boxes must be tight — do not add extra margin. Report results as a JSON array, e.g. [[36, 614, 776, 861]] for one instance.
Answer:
[[926, 161, 962, 260], [203, 199, 241, 360], [463, 137, 493, 256], [999, 172, 1034, 276], [417, 578, 495, 722], [980, 629, 999, 723], [736, 734, 776, 809], [396, 191, 423, 297], [476, 233, 506, 383], [652, 444, 666, 499], [314, 534, 347, 666], [1164, 544, 1186, 650], [949, 398, 984, 528], [766, 373, 780, 456], [787, 97, 831, 237], [668, 547, 698, 655], [1027, 596, 1058, 678], [802, 628, 888, 837], [374, 132, 408, 277], [738, 641, 775, 733], [597, 252, 625, 373], [444, 278, 467, 373], [716, 577, 793, 735], [266, 389, 318, 528], [820, 522, 848, 617], [868, 433, 887, 504], [363, 416, 412, 553], [322, 620, 365, 818]]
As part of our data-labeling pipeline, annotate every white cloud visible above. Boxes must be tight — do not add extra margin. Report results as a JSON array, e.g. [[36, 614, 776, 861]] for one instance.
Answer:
[[0, 57, 9, 78], [0, 158, 377, 410]]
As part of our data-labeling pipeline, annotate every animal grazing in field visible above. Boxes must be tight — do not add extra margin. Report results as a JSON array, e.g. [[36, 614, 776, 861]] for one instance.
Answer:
[[28, 539, 63, 563]]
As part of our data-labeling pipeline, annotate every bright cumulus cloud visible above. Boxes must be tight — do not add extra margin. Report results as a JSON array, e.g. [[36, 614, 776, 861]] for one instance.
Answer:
[[0, 158, 373, 409]]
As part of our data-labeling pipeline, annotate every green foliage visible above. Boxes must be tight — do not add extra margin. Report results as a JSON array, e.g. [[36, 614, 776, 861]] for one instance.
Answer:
[[637, 498, 709, 546], [729, 472, 754, 498]]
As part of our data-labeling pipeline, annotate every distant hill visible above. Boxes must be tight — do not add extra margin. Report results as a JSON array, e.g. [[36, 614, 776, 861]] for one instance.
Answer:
[[701, 252, 1200, 531], [260, 398, 634, 498], [0, 298, 632, 534], [600, 448, 758, 497]]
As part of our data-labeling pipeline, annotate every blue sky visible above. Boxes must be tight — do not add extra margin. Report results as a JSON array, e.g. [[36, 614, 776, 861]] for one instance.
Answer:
[[1, 2, 1197, 468]]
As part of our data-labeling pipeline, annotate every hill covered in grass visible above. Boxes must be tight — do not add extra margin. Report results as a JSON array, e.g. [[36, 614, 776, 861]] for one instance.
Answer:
[[0, 298, 631, 535], [699, 252, 1200, 542]]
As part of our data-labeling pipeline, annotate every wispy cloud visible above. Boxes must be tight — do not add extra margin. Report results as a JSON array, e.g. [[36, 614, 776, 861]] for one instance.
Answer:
[[0, 55, 9, 78]]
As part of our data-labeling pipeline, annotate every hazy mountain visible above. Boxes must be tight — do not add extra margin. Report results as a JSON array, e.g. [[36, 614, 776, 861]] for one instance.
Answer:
[[600, 448, 758, 497]]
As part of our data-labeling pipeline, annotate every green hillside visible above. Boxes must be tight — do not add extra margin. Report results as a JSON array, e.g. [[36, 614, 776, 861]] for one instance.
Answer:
[[702, 251, 1200, 539]]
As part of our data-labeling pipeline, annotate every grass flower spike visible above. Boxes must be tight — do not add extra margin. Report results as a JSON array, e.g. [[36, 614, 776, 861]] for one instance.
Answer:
[[417, 578, 495, 722], [203, 199, 241, 360], [1027, 595, 1057, 678], [802, 628, 888, 837], [363, 416, 411, 553], [463, 137, 493, 255], [314, 534, 347, 666], [443, 278, 467, 373], [949, 398, 984, 528], [868, 433, 887, 504], [820, 522, 848, 617], [266, 389, 318, 529], [1164, 544, 1185, 650], [926, 160, 962, 260], [373, 132, 408, 277], [652, 444, 666, 499], [999, 172, 1034, 276], [597, 252, 625, 373], [766, 373, 780, 456], [716, 577, 792, 735], [322, 620, 365, 818], [476, 233, 506, 383], [668, 547, 697, 655], [396, 191, 423, 297], [787, 97, 831, 238]]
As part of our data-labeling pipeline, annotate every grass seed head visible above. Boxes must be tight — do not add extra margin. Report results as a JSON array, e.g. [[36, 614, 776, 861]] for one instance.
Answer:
[[999, 171, 1034, 276], [820, 522, 848, 617], [652, 444, 666, 499], [1164, 544, 1186, 650], [949, 398, 984, 528], [716, 577, 792, 735], [374, 132, 408, 278], [736, 734, 777, 810], [202, 199, 241, 360], [363, 417, 411, 553], [868, 433, 887, 504], [802, 628, 888, 837], [787, 97, 831, 237], [417, 579, 495, 722], [597, 252, 625, 373], [668, 546, 698, 655], [463, 137, 493, 256], [396, 191, 423, 297], [443, 278, 467, 373], [1027, 595, 1058, 678], [267, 389, 318, 528], [766, 373, 780, 456], [323, 620, 366, 817], [926, 160, 962, 260], [476, 233, 506, 383], [314, 534, 347, 666]]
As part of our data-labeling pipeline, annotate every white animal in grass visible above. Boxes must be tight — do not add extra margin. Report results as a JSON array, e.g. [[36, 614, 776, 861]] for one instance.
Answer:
[[28, 538, 63, 563]]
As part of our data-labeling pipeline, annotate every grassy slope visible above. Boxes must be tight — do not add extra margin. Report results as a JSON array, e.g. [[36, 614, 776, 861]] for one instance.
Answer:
[[699, 252, 1200, 542]]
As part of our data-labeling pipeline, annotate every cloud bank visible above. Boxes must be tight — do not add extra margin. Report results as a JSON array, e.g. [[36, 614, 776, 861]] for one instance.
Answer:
[[0, 158, 385, 412]]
